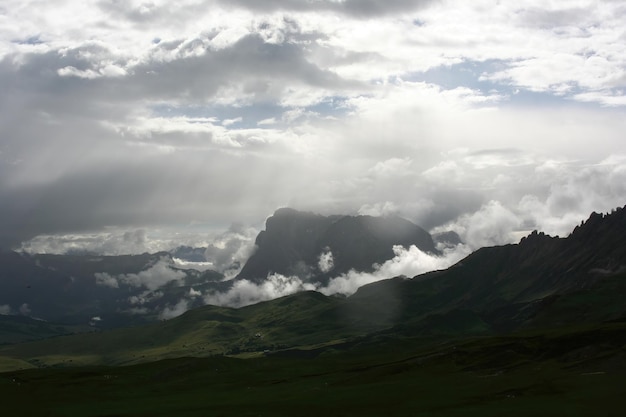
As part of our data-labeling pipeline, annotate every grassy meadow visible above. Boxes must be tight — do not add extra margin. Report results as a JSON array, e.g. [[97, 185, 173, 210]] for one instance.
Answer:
[[1, 322, 625, 416]]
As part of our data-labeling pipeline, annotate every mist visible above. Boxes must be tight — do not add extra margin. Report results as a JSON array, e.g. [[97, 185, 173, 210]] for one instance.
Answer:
[[197, 243, 471, 311]]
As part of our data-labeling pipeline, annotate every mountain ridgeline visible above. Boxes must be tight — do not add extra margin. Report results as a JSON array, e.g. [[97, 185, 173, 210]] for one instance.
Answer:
[[237, 208, 439, 283], [0, 209, 444, 335], [1, 206, 625, 367], [2, 207, 626, 416], [350, 205, 626, 334]]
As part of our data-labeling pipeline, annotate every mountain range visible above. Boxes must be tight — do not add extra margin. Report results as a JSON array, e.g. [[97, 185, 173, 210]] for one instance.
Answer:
[[0, 206, 624, 353], [0, 209, 449, 333], [237, 207, 439, 283], [1, 206, 625, 415]]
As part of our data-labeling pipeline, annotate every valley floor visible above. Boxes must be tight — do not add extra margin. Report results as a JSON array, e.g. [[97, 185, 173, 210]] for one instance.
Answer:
[[2, 323, 626, 417]]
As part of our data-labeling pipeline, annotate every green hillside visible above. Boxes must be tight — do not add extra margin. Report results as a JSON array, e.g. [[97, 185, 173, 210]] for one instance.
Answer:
[[1, 207, 626, 415], [0, 291, 358, 367], [1, 323, 625, 416], [0, 315, 94, 345]]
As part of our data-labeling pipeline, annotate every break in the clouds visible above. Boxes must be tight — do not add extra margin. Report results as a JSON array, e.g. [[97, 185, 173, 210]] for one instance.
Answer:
[[1, 0, 625, 253]]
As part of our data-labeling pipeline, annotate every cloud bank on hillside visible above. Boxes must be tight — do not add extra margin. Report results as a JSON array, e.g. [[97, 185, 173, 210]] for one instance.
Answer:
[[198, 243, 471, 309]]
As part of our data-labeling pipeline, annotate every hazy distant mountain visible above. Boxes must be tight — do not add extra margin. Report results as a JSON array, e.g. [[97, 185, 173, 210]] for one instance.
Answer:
[[0, 251, 225, 329], [237, 208, 438, 283], [0, 209, 441, 332], [169, 246, 208, 262]]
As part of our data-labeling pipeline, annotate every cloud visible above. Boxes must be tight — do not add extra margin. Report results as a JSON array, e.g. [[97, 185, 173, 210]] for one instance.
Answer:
[[173, 259, 215, 272], [222, 117, 243, 126], [317, 248, 334, 273], [434, 201, 521, 250], [204, 223, 259, 278], [357, 202, 400, 217], [218, 0, 437, 18], [127, 33, 355, 104], [0, 305, 11, 315], [517, 156, 626, 237], [21, 229, 153, 255], [20, 224, 259, 274], [0, 0, 625, 254], [131, 284, 202, 320], [200, 243, 470, 307], [427, 155, 626, 246], [318, 244, 471, 296], [119, 260, 186, 290], [204, 273, 316, 308], [95, 273, 120, 289], [128, 290, 164, 307], [160, 299, 192, 320], [19, 303, 31, 316], [94, 257, 186, 291]]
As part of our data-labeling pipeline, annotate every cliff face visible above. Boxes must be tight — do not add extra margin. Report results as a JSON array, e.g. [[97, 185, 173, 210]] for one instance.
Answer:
[[236, 208, 438, 283]]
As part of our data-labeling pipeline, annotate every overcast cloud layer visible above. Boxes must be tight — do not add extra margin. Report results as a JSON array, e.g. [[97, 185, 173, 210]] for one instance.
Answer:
[[2, 0, 626, 254]]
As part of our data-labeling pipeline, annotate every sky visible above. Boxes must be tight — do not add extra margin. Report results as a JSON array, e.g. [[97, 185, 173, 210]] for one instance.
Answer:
[[1, 0, 626, 260]]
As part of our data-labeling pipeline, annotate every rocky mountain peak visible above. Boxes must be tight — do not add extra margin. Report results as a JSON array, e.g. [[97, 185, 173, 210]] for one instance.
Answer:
[[237, 208, 437, 283]]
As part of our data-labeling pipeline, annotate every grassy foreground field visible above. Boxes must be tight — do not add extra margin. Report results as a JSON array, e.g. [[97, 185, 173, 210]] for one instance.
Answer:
[[2, 323, 625, 417]]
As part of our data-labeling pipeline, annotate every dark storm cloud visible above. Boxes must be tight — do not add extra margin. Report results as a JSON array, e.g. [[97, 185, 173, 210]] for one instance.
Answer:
[[0, 141, 312, 249], [218, 0, 437, 18], [0, 46, 131, 128], [0, 166, 158, 247], [411, 190, 484, 231], [96, 0, 437, 24], [516, 6, 593, 29], [1, 31, 355, 108], [2, 0, 625, 257], [125, 34, 357, 102], [0, 27, 365, 249]]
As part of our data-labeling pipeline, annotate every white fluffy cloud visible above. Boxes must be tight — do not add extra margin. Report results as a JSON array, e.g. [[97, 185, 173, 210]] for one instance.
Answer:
[[199, 243, 471, 308], [95, 257, 186, 291], [319, 244, 471, 296], [204, 273, 316, 308], [95, 273, 120, 289], [435, 201, 521, 250], [203, 223, 259, 278], [20, 224, 259, 278], [22, 229, 157, 255], [118, 260, 186, 290], [0, 0, 624, 254], [317, 248, 334, 273], [425, 153, 626, 246]]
